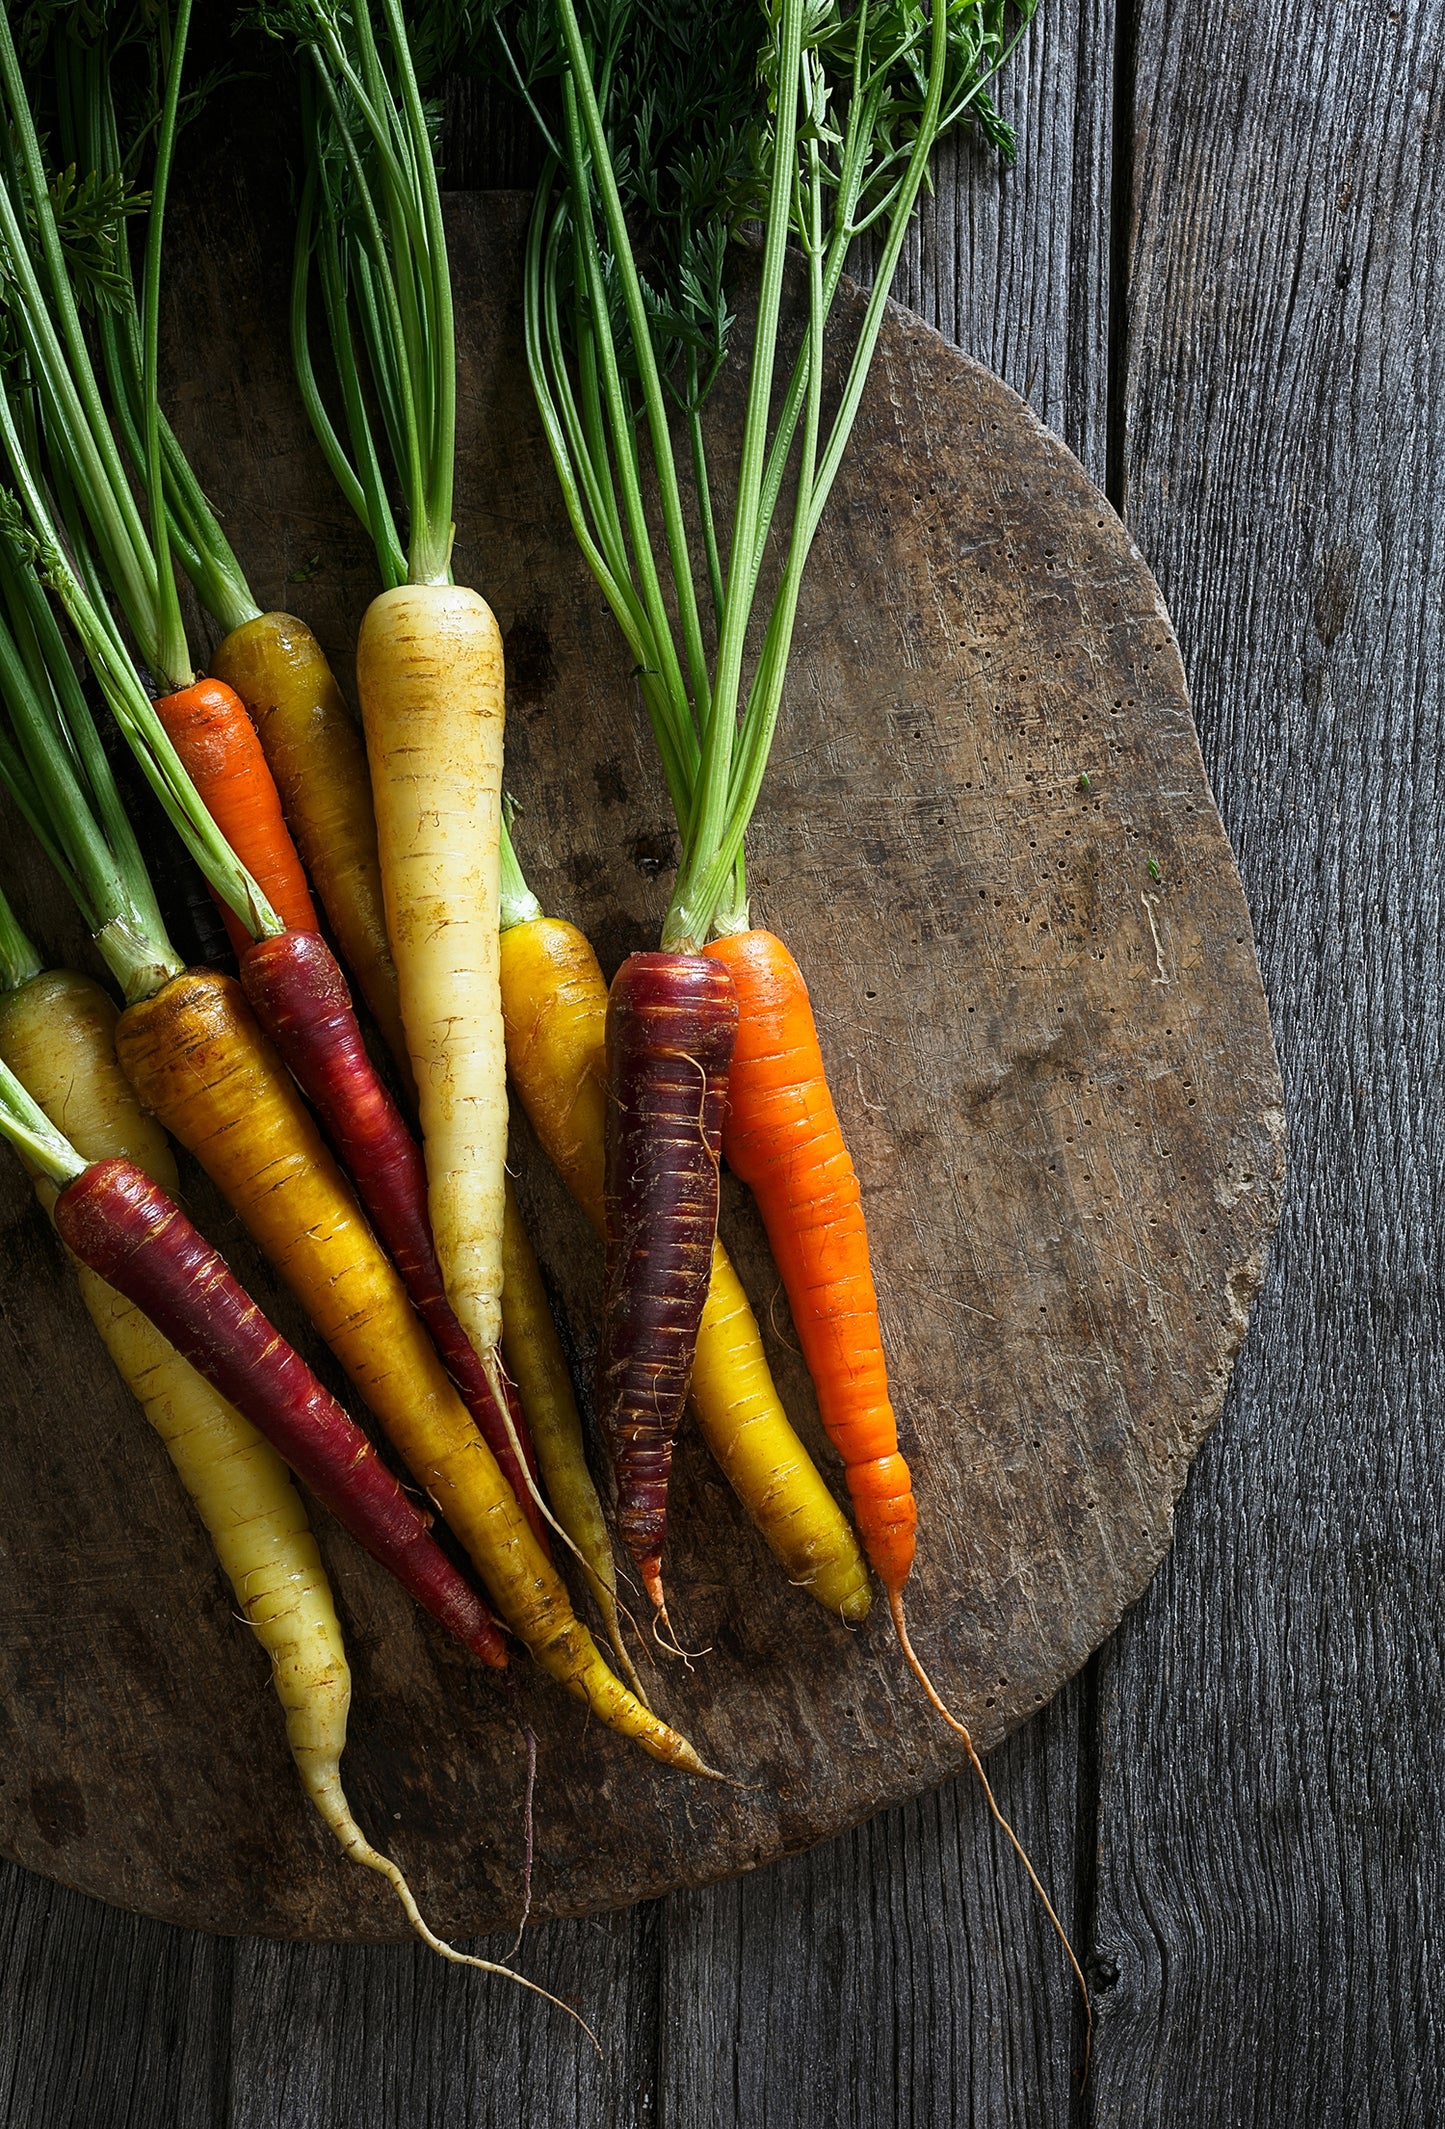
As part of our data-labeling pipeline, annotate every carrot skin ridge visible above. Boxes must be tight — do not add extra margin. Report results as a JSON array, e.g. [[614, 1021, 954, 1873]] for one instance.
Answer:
[[238, 927, 546, 1542], [152, 676, 320, 949], [598, 951, 737, 1604], [209, 613, 416, 1101], [704, 928, 917, 1592], [52, 1155, 507, 1667]]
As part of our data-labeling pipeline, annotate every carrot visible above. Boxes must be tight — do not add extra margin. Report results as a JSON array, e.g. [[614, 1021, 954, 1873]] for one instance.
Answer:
[[701, 928, 1088, 2007], [262, 3, 513, 1391], [239, 927, 546, 1543], [152, 676, 320, 953], [356, 583, 509, 1379], [703, 930, 916, 1588], [499, 901, 871, 1622], [597, 951, 737, 1613], [500, 1177, 645, 1697], [208, 612, 415, 1095]]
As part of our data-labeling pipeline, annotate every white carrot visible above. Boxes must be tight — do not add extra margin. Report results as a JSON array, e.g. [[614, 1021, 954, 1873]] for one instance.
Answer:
[[357, 583, 508, 1362]]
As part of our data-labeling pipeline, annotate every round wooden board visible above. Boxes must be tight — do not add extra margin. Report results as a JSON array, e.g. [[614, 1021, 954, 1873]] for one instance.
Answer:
[[0, 194, 1283, 1940]]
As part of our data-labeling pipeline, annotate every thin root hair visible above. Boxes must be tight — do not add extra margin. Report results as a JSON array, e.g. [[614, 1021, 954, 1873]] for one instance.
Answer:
[[888, 1587, 1093, 2083]]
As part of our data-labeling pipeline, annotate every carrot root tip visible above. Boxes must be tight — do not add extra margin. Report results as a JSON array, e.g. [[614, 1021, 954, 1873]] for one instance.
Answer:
[[888, 1587, 1093, 2068]]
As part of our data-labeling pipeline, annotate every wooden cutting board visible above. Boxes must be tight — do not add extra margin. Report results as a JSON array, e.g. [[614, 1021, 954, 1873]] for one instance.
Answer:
[[0, 194, 1283, 1940]]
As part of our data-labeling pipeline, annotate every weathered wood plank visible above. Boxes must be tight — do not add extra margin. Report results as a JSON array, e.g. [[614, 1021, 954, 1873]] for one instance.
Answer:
[[662, 1699, 1089, 2129], [226, 1904, 658, 2129], [1087, 1, 1445, 2121], [882, 0, 1115, 484], [0, 1861, 230, 2129]]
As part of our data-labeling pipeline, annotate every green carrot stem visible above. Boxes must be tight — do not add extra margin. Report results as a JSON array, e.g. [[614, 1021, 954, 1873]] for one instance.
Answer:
[[556, 82, 697, 806], [139, 0, 196, 696], [551, 0, 712, 719], [499, 814, 543, 932], [0, 884, 42, 994], [651, 0, 808, 950], [685, 380, 724, 633]]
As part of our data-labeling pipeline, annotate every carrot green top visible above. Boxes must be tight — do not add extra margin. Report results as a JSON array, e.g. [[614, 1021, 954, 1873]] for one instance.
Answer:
[[48, 15, 265, 640], [259, 0, 458, 592], [0, 4, 213, 692], [476, 0, 1037, 949], [0, 10, 286, 963]]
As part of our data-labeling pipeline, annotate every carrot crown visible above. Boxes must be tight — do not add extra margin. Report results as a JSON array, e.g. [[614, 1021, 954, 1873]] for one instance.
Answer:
[[261, 0, 458, 591], [480, 0, 1036, 949]]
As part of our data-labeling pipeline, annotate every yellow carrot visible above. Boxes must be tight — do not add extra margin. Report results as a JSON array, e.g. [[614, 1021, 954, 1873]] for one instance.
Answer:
[[499, 913, 871, 1622], [209, 610, 416, 1102]]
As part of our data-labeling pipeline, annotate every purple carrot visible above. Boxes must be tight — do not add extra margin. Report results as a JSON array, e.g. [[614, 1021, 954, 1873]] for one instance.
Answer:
[[596, 951, 737, 1613], [238, 930, 547, 1545], [53, 1155, 509, 1669]]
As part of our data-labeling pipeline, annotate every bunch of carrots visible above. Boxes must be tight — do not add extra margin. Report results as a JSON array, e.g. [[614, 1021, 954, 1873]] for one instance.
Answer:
[[0, 0, 1085, 2040]]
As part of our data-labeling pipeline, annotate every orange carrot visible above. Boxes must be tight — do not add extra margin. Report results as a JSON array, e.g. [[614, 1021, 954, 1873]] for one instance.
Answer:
[[152, 678, 319, 953], [702, 929, 916, 1595]]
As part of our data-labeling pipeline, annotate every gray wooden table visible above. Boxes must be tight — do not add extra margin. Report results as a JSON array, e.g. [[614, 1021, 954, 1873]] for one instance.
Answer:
[[1, 0, 1439, 2120]]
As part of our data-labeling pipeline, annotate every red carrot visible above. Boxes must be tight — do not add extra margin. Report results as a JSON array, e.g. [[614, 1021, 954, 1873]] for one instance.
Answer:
[[596, 952, 737, 1614], [52, 1154, 508, 1669], [237, 929, 547, 1544]]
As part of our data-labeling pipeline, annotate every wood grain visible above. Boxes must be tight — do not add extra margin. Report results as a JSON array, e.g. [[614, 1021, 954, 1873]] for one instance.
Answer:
[[0, 177, 1278, 1946], [1085, 2, 1445, 2121]]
